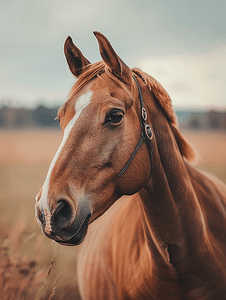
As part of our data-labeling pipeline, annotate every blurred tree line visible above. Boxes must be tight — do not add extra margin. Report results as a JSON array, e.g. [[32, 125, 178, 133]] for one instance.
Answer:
[[0, 105, 60, 128], [0, 104, 225, 130]]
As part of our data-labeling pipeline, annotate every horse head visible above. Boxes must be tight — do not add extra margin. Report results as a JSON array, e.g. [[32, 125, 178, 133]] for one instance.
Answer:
[[35, 32, 153, 246]]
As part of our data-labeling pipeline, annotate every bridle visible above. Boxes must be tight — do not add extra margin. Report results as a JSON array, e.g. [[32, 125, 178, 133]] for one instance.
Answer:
[[118, 74, 153, 178]]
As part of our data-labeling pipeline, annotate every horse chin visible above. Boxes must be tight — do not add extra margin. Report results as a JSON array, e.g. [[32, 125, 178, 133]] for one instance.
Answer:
[[57, 231, 86, 246], [56, 213, 91, 247]]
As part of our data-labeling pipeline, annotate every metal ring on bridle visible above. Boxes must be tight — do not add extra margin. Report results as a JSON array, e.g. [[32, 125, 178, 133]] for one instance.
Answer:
[[145, 124, 153, 140], [142, 107, 147, 121], [118, 74, 154, 178]]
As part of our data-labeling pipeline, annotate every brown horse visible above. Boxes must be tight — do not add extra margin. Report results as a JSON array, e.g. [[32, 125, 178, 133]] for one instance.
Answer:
[[35, 32, 226, 299]]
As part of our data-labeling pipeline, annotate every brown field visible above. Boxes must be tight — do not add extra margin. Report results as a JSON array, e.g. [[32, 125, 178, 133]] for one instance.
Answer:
[[0, 128, 226, 299]]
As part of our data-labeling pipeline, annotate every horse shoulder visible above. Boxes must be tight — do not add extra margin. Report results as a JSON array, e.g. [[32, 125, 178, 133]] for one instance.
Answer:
[[187, 163, 226, 217], [187, 164, 226, 284]]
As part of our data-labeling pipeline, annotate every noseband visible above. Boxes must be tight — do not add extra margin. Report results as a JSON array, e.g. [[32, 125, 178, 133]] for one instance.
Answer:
[[118, 75, 153, 178]]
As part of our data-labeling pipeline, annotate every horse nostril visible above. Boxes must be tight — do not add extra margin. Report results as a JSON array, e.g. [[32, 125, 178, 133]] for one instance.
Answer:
[[54, 200, 73, 229]]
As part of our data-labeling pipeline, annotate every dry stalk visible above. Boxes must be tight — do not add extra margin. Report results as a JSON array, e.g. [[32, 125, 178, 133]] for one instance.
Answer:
[[37, 255, 56, 300]]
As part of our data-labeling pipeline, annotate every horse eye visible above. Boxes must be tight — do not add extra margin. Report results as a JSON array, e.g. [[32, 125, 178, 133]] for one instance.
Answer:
[[106, 110, 124, 124]]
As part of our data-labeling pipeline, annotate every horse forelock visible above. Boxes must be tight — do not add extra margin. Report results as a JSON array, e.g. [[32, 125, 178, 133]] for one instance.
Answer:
[[67, 61, 136, 104]]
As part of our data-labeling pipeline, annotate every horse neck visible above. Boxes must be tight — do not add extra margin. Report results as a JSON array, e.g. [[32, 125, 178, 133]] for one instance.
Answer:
[[138, 106, 205, 265]]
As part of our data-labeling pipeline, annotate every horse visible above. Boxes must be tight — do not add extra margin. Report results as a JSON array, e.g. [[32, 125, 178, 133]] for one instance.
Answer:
[[35, 31, 226, 299]]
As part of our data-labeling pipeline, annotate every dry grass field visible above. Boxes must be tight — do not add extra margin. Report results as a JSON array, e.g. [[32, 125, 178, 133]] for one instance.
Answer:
[[0, 129, 80, 299], [0, 128, 225, 299]]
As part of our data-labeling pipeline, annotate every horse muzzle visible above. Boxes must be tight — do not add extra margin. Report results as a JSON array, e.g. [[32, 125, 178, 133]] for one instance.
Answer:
[[35, 198, 92, 246]]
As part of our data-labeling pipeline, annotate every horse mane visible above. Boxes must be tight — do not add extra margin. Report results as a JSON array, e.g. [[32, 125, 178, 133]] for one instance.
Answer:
[[67, 63, 196, 162], [132, 68, 196, 162]]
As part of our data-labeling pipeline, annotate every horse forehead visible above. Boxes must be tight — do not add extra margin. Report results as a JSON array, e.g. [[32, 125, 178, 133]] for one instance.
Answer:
[[74, 90, 93, 112], [59, 89, 94, 127], [90, 82, 132, 111]]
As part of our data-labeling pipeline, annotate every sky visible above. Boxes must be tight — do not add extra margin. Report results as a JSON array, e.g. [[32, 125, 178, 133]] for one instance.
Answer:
[[0, 0, 225, 109]]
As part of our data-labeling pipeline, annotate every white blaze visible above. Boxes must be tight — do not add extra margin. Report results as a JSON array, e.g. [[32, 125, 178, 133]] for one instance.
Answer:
[[38, 90, 93, 234]]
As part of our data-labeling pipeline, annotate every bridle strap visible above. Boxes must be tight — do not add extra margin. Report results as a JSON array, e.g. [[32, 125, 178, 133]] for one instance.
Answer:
[[118, 134, 145, 178], [118, 75, 153, 178]]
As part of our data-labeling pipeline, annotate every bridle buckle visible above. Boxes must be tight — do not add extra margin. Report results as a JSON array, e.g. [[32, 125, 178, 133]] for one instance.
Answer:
[[142, 107, 147, 121], [118, 75, 153, 178], [145, 124, 153, 140]]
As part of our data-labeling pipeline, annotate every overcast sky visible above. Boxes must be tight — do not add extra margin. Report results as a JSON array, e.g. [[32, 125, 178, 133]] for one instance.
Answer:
[[0, 0, 225, 109]]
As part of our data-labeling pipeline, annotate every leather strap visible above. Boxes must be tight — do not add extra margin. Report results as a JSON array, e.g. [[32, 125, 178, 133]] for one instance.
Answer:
[[118, 75, 153, 178]]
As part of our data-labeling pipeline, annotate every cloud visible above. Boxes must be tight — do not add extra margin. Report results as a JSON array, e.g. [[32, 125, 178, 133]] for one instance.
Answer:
[[139, 46, 226, 109], [0, 0, 225, 107]]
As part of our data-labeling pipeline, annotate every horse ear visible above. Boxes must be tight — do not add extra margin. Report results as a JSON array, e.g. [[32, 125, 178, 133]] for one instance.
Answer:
[[93, 31, 132, 83], [64, 36, 91, 77]]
